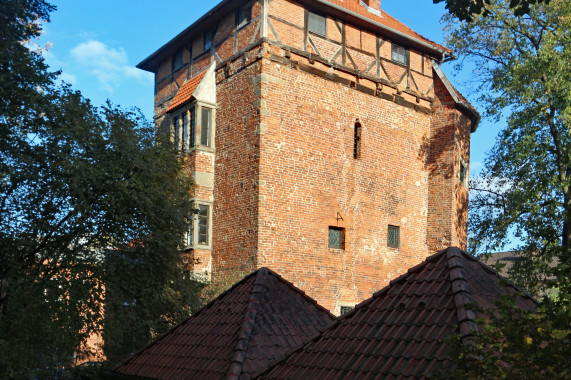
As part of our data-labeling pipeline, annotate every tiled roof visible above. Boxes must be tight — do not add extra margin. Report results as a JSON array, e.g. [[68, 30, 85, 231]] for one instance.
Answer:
[[261, 247, 537, 379], [109, 267, 336, 380], [166, 69, 208, 113], [322, 0, 452, 55]]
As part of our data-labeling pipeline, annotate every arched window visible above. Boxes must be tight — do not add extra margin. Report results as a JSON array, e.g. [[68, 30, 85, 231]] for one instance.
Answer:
[[353, 121, 362, 159]]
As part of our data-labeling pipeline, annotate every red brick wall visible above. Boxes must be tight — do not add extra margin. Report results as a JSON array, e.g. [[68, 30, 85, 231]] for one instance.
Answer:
[[427, 75, 472, 252], [148, 0, 474, 313], [255, 52, 433, 310]]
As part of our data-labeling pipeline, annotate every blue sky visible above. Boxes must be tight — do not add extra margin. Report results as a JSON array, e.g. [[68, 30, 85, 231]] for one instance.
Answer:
[[40, 0, 497, 174]]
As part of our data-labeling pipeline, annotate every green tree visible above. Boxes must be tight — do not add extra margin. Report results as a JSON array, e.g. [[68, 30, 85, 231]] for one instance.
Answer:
[[0, 0, 198, 377], [439, 0, 571, 377], [434, 0, 551, 21]]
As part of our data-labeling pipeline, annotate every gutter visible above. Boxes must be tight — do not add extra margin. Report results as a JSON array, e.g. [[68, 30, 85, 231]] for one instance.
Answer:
[[137, 0, 235, 71]]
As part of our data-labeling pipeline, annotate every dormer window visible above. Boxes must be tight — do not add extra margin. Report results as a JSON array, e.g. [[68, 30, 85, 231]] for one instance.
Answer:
[[391, 43, 407, 65], [171, 102, 215, 152]]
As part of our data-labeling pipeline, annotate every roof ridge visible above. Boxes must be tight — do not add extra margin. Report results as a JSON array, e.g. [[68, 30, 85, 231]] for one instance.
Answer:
[[445, 247, 478, 342], [111, 268, 261, 373], [226, 268, 269, 380]]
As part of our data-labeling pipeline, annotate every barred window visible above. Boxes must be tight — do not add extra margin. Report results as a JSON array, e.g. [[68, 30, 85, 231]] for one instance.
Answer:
[[388, 225, 400, 248], [328, 227, 344, 249], [340, 305, 354, 315]]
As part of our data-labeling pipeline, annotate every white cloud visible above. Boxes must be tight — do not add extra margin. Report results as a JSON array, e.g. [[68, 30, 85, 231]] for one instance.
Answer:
[[70, 40, 151, 92]]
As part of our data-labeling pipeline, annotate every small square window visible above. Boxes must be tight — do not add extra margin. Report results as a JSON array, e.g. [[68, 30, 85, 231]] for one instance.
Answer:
[[204, 31, 213, 52], [388, 225, 400, 248], [328, 227, 344, 249], [391, 43, 407, 65], [308, 11, 326, 37], [237, 2, 251, 29]]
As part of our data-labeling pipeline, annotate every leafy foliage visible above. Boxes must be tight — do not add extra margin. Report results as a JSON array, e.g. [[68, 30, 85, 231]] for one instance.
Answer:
[[438, 295, 571, 379], [434, 0, 551, 21], [0, 0, 198, 377], [440, 0, 571, 376]]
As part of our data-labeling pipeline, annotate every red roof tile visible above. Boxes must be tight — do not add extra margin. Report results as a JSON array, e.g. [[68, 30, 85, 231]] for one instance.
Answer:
[[260, 247, 537, 379], [110, 267, 335, 380], [166, 69, 208, 113], [322, 0, 452, 55]]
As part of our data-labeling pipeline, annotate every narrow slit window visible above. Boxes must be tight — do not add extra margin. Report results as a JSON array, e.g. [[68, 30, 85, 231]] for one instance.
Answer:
[[201, 107, 212, 147], [459, 160, 467, 185], [388, 225, 400, 248], [391, 43, 407, 65], [354, 122, 362, 159], [328, 227, 344, 249], [189, 106, 196, 148], [187, 213, 194, 246], [172, 115, 180, 149], [204, 31, 212, 52], [182, 111, 188, 151], [172, 49, 183, 72], [308, 11, 326, 37], [197, 204, 210, 245]]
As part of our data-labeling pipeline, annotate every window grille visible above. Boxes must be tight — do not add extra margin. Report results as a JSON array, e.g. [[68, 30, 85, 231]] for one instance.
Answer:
[[340, 305, 354, 315], [391, 43, 407, 65], [388, 225, 400, 248], [308, 11, 326, 37], [328, 227, 344, 249]]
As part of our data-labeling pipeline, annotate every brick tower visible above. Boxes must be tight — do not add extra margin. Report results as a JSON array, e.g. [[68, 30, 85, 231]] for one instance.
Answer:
[[137, 0, 479, 313]]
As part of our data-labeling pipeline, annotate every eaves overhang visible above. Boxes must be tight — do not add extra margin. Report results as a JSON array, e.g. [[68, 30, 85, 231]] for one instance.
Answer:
[[138, 0, 455, 73], [432, 60, 481, 132], [137, 0, 238, 72]]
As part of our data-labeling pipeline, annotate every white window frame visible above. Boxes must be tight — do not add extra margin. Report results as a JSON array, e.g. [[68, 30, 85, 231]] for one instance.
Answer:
[[187, 199, 213, 249], [391, 43, 407, 66], [170, 100, 216, 153], [337, 302, 357, 316]]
